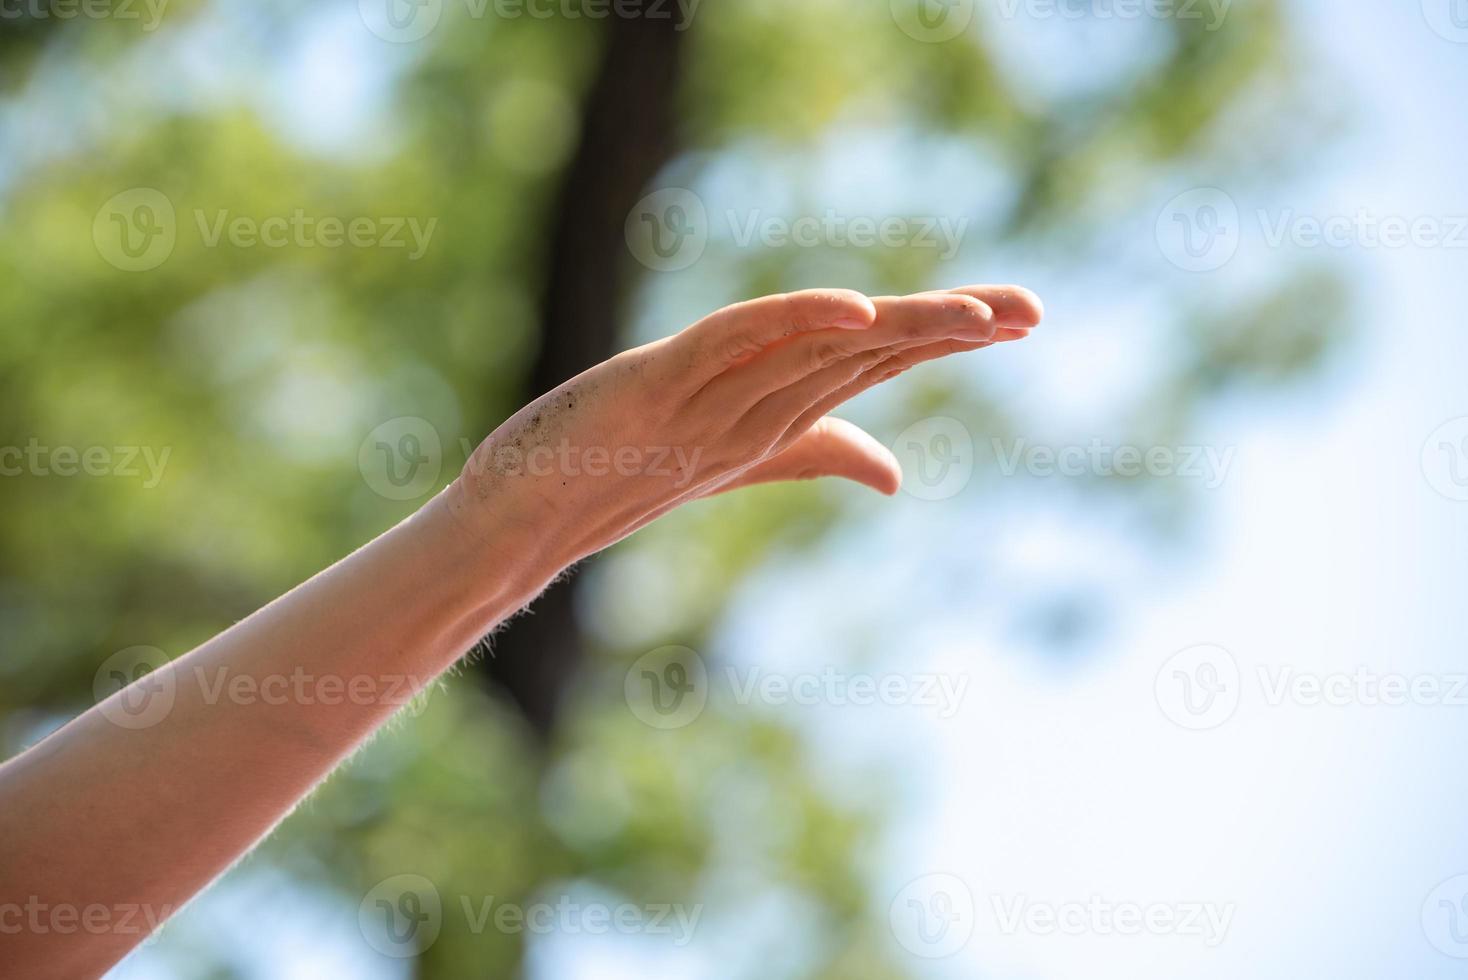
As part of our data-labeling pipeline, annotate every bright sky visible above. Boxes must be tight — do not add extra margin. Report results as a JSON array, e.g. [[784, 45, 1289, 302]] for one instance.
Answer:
[[618, 1, 1468, 977], [855, 2, 1468, 975]]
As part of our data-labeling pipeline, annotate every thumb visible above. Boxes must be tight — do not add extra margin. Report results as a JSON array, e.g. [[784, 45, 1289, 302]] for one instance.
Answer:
[[713, 417, 902, 497]]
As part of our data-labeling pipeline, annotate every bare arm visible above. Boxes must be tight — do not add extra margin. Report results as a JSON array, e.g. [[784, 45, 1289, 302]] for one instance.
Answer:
[[0, 285, 1040, 978]]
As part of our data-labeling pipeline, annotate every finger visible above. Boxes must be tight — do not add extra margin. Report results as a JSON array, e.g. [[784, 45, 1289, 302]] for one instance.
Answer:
[[937, 284, 1044, 330], [729, 294, 995, 445], [607, 415, 905, 544], [771, 338, 993, 456], [938, 284, 1043, 341], [564, 300, 983, 548], [711, 417, 901, 496], [680, 289, 877, 375], [696, 292, 996, 418]]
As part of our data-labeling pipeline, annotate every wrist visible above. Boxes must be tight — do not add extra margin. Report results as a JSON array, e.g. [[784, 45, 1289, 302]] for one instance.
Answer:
[[427, 477, 567, 614]]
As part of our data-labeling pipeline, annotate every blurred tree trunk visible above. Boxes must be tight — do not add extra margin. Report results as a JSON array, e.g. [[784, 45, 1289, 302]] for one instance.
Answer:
[[476, 13, 687, 740]]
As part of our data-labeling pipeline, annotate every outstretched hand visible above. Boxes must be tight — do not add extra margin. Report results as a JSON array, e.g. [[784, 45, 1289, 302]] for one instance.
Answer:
[[0, 282, 1038, 980], [454, 284, 1043, 571]]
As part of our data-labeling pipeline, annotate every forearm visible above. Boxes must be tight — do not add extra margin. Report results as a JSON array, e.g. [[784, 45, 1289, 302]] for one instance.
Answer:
[[0, 481, 551, 979], [0, 283, 1040, 978]]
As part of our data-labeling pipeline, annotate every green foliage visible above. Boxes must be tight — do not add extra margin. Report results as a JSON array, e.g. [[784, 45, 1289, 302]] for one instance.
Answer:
[[0, 2, 1348, 977]]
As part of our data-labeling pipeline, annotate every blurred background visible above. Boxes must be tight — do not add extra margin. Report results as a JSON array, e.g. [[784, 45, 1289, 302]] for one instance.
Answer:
[[2, 0, 1466, 976]]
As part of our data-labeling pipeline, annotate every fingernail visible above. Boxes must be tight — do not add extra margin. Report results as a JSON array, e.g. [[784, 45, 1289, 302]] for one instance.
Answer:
[[832, 316, 871, 330]]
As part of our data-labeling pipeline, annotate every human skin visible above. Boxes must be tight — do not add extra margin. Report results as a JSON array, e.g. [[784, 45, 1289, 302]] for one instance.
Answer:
[[0, 284, 1041, 978]]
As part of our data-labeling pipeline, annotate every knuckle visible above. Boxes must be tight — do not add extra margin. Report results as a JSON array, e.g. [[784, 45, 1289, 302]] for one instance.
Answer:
[[941, 295, 983, 318], [751, 412, 792, 451], [781, 293, 818, 335], [720, 331, 764, 364], [957, 296, 995, 327], [808, 340, 847, 371], [731, 435, 776, 469], [900, 319, 928, 341], [863, 353, 908, 384], [866, 351, 903, 377]]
